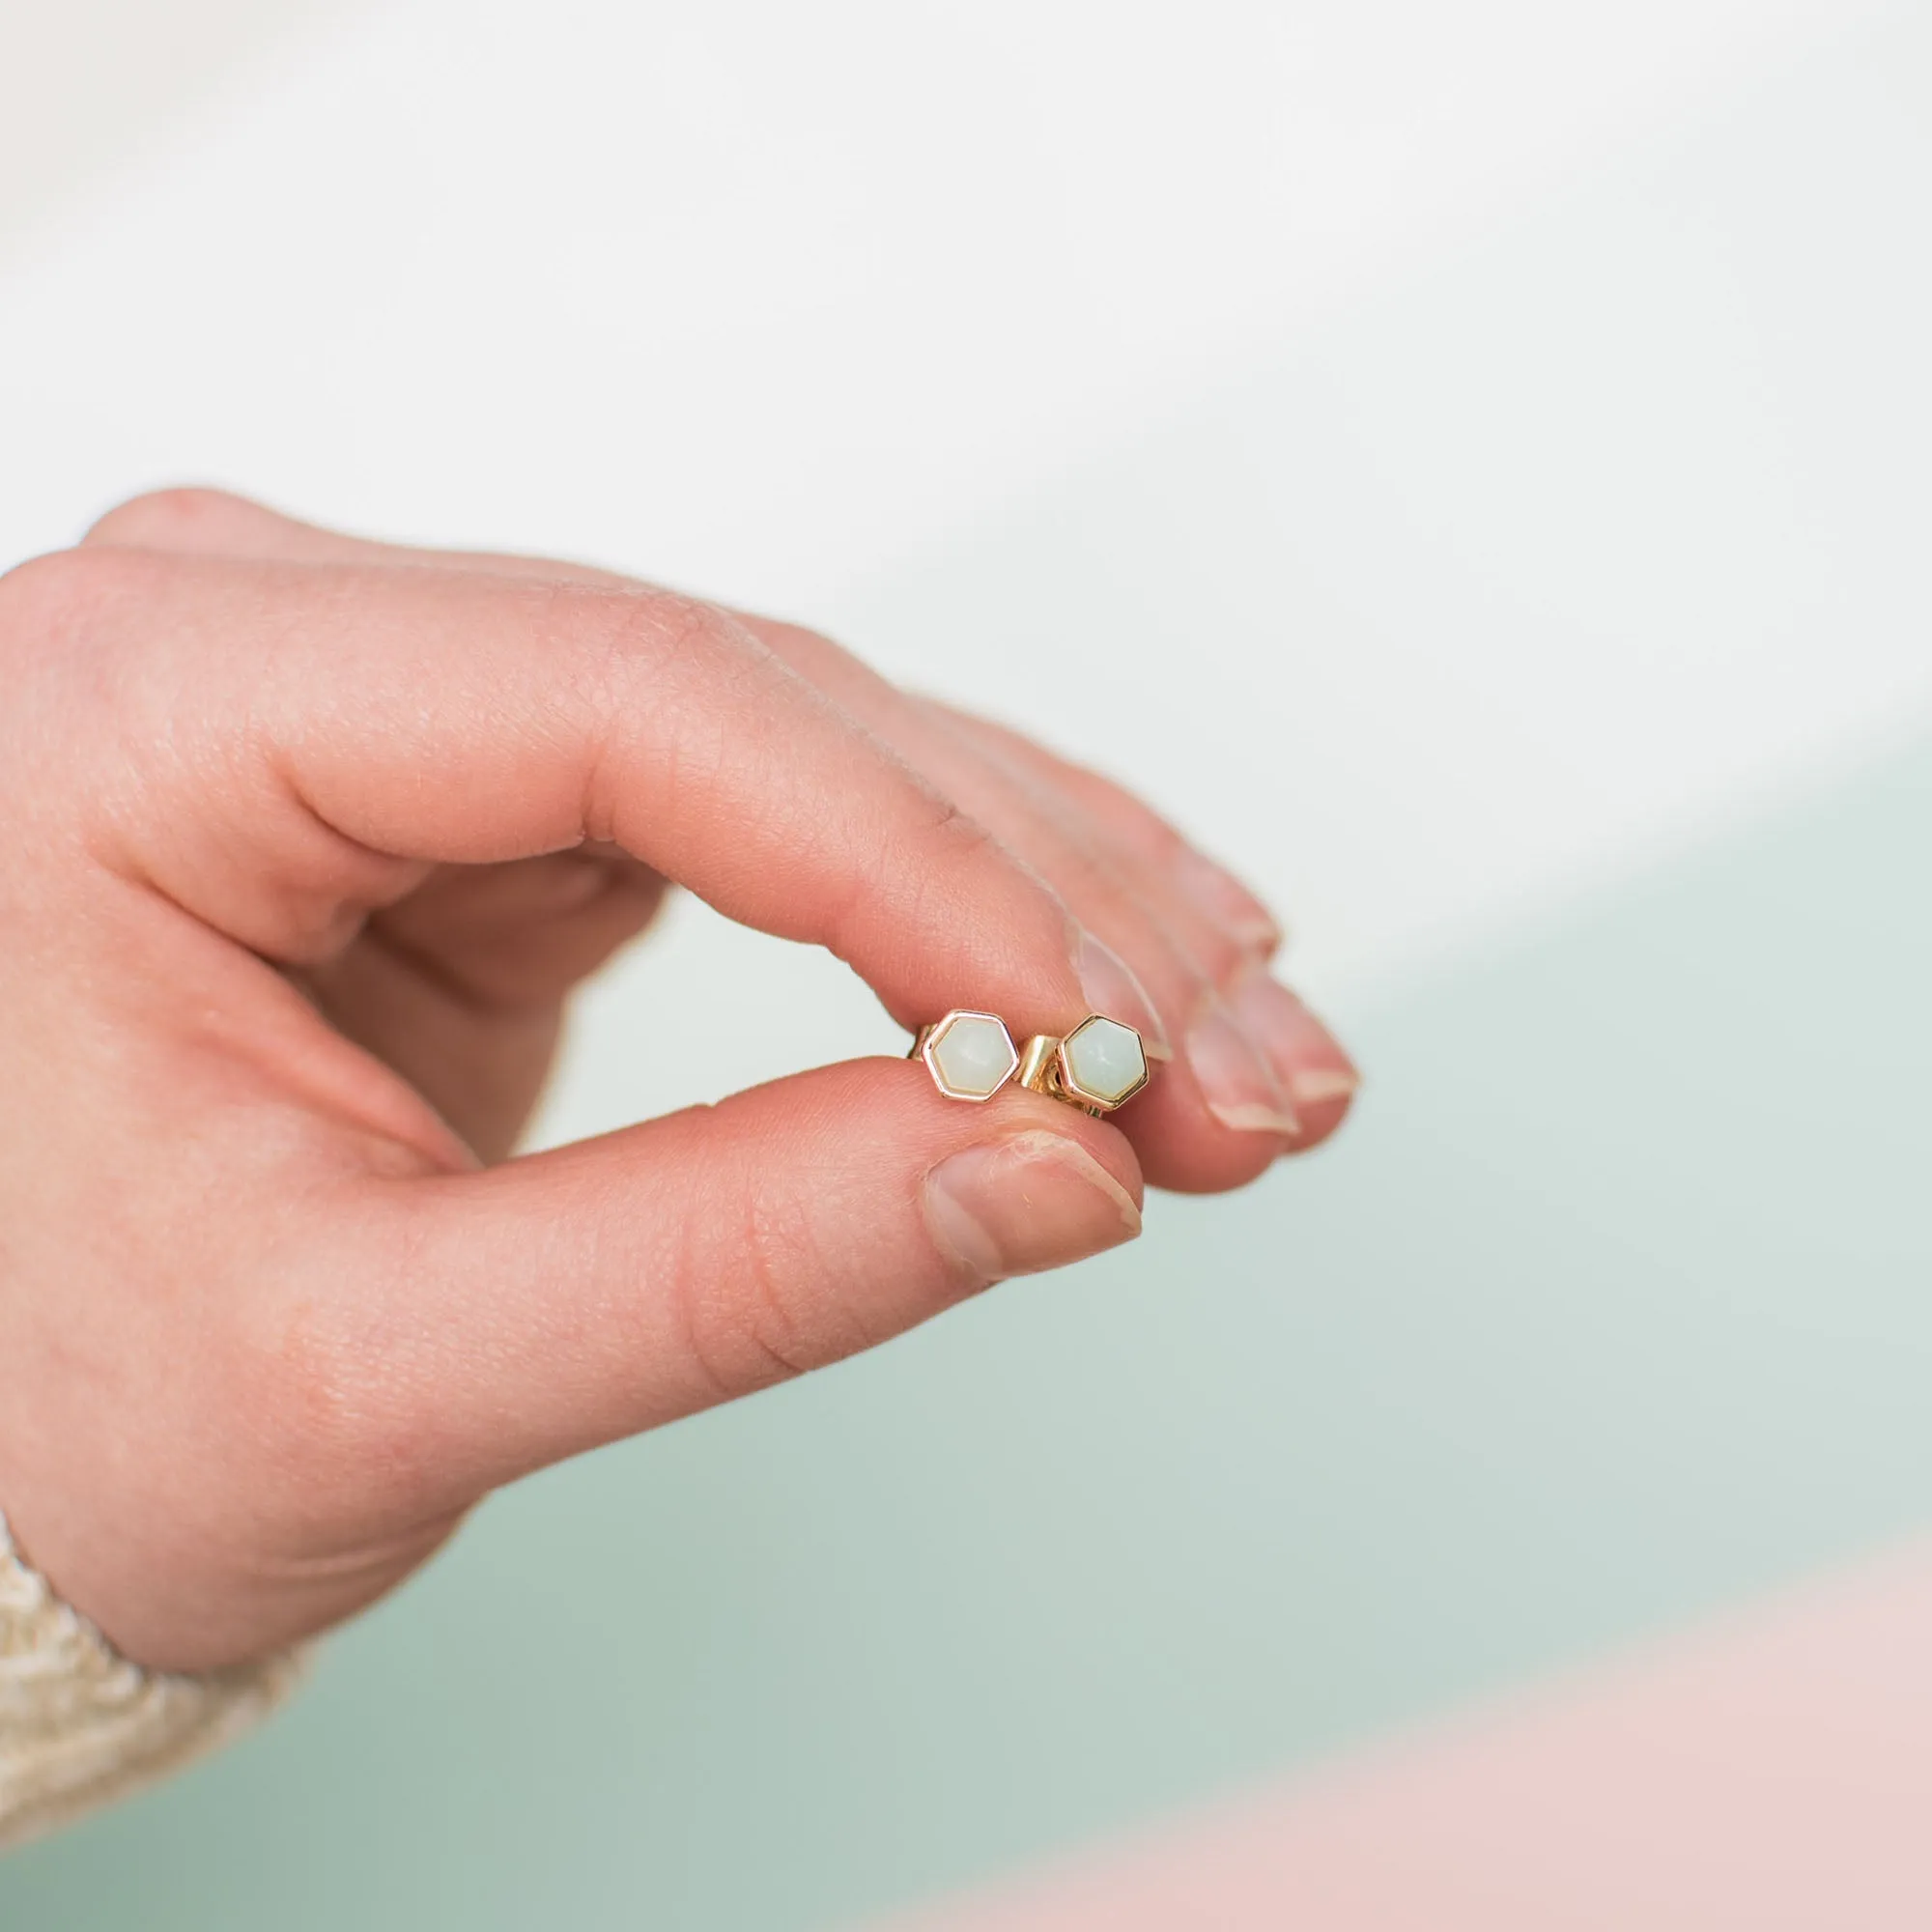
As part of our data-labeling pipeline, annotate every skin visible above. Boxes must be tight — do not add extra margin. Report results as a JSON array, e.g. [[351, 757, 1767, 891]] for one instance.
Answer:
[[0, 490, 1357, 1674]]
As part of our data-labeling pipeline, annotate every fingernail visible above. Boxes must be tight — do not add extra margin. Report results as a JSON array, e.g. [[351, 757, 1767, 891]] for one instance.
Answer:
[[923, 1131, 1144, 1285], [1228, 972, 1360, 1117], [1175, 849, 1283, 953], [1183, 998, 1301, 1137], [1288, 1065, 1361, 1108], [1076, 931, 1172, 1059]]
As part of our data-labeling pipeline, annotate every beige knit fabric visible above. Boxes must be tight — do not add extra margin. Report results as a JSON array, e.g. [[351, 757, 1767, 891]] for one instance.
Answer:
[[0, 1513, 305, 1850]]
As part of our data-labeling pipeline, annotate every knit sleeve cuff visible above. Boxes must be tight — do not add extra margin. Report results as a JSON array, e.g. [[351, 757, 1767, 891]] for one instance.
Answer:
[[0, 1512, 306, 1851]]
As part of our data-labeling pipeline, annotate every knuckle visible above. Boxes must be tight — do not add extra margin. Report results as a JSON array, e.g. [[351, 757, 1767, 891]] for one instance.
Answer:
[[547, 582, 731, 722], [0, 541, 179, 660], [0, 544, 119, 645], [909, 794, 1013, 902], [0, 549, 142, 762], [556, 584, 753, 840], [666, 1177, 862, 1406], [925, 790, 998, 855], [558, 580, 736, 668], [0, 547, 177, 793], [84, 485, 256, 551], [737, 1192, 852, 1379]]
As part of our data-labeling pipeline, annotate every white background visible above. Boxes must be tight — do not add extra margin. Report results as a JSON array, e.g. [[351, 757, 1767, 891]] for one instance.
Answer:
[[3, 0, 1926, 1121]]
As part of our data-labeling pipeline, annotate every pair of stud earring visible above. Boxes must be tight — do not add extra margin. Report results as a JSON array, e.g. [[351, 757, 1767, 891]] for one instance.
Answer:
[[909, 1009, 1151, 1117]]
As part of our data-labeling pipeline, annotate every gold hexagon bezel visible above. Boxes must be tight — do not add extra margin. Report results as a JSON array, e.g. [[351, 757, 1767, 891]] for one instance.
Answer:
[[920, 1009, 1020, 1101], [1054, 1013, 1151, 1111]]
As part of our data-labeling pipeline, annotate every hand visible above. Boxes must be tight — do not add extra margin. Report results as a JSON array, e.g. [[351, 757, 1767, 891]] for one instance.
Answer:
[[0, 490, 1356, 1672]]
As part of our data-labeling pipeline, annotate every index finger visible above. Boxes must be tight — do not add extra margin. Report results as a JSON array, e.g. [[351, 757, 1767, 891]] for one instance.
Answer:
[[11, 544, 1159, 1047]]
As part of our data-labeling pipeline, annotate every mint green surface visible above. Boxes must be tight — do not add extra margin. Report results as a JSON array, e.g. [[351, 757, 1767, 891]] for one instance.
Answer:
[[4, 741, 1926, 1929]]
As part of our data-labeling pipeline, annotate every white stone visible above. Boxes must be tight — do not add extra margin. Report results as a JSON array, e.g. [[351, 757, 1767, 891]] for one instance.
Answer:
[[928, 1012, 1017, 1098], [1061, 1016, 1147, 1107]]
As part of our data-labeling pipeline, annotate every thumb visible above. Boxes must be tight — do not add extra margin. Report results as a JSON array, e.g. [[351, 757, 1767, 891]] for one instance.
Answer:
[[322, 1058, 1143, 1502]]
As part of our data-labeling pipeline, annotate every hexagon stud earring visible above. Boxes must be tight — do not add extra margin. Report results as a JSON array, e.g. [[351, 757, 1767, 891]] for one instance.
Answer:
[[910, 1009, 1021, 1101], [1017, 1014, 1151, 1116]]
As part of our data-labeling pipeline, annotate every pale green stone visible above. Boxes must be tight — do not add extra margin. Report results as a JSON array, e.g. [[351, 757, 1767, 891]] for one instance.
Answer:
[[1062, 1016, 1147, 1105], [930, 1013, 1017, 1097]]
